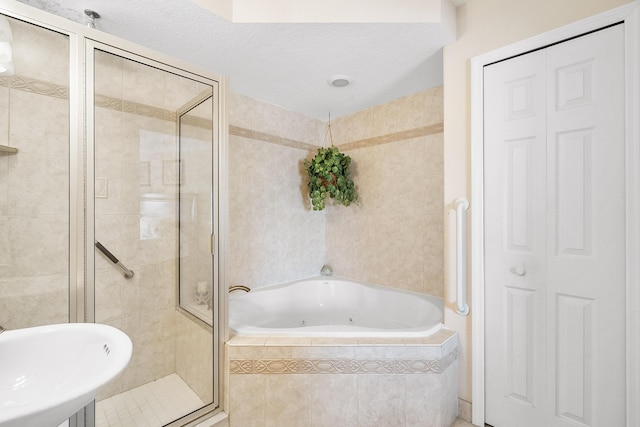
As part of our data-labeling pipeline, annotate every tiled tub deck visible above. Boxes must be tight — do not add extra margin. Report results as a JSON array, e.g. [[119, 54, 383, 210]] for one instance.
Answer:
[[226, 328, 459, 427]]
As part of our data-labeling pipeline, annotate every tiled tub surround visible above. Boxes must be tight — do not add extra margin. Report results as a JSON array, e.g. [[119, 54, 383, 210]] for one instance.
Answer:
[[228, 92, 326, 288], [227, 329, 458, 426], [325, 87, 444, 297], [227, 87, 449, 426], [228, 87, 443, 296]]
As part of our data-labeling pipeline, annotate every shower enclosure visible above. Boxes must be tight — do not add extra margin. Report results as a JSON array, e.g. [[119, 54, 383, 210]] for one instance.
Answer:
[[0, 4, 225, 427]]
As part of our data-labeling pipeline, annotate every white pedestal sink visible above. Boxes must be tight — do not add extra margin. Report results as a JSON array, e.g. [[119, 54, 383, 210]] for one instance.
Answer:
[[0, 323, 132, 427]]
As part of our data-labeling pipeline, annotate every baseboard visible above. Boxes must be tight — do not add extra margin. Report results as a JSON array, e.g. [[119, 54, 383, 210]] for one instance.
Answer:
[[458, 398, 472, 423]]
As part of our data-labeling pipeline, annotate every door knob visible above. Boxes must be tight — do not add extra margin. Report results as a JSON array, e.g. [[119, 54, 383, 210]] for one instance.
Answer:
[[510, 265, 526, 276]]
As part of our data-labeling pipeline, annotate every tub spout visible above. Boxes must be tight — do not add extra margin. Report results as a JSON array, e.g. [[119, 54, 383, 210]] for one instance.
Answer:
[[229, 285, 251, 293], [320, 264, 333, 276]]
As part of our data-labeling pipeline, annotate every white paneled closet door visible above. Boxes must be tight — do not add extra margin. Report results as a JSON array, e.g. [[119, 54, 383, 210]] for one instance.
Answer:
[[484, 24, 625, 427]]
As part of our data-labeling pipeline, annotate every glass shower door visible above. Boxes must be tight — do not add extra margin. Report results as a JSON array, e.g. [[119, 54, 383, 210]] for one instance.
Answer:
[[0, 14, 70, 330], [91, 47, 217, 426]]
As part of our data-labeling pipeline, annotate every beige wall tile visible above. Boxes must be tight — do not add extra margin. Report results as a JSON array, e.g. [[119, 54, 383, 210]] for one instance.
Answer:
[[0, 17, 71, 333], [4, 215, 68, 277], [227, 127, 325, 288], [9, 90, 69, 156], [310, 375, 358, 426], [0, 275, 68, 329], [291, 345, 357, 359], [226, 334, 459, 426], [323, 90, 444, 297], [229, 374, 266, 426], [358, 375, 406, 425], [94, 51, 124, 100], [354, 345, 417, 360], [405, 373, 446, 427], [228, 86, 443, 296], [176, 314, 214, 403], [7, 153, 68, 216], [10, 18, 69, 86], [122, 59, 166, 109], [265, 374, 313, 427]]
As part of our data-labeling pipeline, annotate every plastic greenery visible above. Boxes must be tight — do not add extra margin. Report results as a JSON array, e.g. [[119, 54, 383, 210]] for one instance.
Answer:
[[304, 146, 358, 211]]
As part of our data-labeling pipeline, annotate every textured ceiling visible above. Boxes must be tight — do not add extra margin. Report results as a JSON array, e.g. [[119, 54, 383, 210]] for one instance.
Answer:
[[12, 0, 458, 119]]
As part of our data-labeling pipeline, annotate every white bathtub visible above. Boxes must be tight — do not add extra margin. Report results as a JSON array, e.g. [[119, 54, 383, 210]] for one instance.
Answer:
[[229, 276, 443, 337]]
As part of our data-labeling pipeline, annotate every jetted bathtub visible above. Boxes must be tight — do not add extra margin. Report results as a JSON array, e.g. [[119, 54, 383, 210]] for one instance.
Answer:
[[229, 276, 444, 337]]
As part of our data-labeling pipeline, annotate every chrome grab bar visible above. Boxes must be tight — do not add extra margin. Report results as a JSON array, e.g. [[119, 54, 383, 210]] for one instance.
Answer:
[[95, 240, 134, 279], [229, 285, 251, 293]]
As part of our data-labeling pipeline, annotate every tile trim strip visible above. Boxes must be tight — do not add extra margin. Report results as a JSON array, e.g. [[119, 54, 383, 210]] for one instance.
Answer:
[[336, 122, 444, 152], [229, 122, 444, 153], [1, 75, 443, 147], [229, 125, 318, 151], [96, 93, 176, 122], [229, 349, 457, 375], [0, 75, 68, 100]]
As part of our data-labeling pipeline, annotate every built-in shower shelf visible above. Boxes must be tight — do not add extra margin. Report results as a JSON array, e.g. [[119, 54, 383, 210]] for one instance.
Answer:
[[0, 145, 18, 154]]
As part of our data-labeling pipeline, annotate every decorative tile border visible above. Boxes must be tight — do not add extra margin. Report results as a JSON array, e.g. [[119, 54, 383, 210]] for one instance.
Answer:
[[0, 75, 68, 99], [0, 74, 184, 123], [230, 125, 317, 151], [336, 122, 443, 152], [229, 122, 443, 153], [1, 74, 443, 149], [230, 349, 457, 375], [96, 93, 176, 122], [181, 114, 213, 130]]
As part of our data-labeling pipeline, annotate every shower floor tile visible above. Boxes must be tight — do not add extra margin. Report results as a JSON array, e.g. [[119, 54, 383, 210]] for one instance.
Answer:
[[96, 373, 204, 427]]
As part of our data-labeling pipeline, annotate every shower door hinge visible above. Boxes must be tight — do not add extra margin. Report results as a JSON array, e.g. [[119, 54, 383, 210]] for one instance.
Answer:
[[210, 234, 216, 255]]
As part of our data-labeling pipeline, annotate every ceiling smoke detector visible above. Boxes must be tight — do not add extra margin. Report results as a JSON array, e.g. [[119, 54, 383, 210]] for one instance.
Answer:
[[328, 75, 351, 88]]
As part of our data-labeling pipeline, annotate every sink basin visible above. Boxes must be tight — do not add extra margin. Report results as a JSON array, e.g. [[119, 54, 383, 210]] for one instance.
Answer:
[[0, 323, 132, 427]]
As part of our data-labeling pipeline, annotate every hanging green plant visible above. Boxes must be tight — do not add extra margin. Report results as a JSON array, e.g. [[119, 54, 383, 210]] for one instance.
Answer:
[[304, 146, 358, 211]]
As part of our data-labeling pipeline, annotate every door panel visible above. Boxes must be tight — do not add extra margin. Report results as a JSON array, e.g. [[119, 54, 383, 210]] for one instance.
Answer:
[[545, 25, 625, 427], [485, 24, 625, 427], [485, 48, 547, 427]]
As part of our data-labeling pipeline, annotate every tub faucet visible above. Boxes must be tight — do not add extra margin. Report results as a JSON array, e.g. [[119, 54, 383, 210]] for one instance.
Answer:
[[229, 285, 251, 293], [320, 264, 333, 276]]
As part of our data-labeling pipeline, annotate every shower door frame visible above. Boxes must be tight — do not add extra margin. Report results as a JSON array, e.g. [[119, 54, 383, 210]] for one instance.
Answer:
[[85, 39, 225, 426], [0, 2, 229, 426]]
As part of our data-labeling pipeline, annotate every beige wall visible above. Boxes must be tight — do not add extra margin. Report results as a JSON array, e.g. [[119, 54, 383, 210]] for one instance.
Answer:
[[442, 0, 631, 404], [228, 87, 444, 295], [227, 92, 326, 288], [327, 87, 444, 295]]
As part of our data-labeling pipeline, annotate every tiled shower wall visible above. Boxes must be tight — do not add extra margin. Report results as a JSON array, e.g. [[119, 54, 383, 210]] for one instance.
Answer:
[[228, 87, 443, 295], [93, 51, 181, 399], [0, 18, 70, 329], [93, 51, 214, 403]]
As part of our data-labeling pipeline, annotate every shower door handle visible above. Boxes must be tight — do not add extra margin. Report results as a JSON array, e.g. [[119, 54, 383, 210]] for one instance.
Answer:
[[95, 241, 134, 279]]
